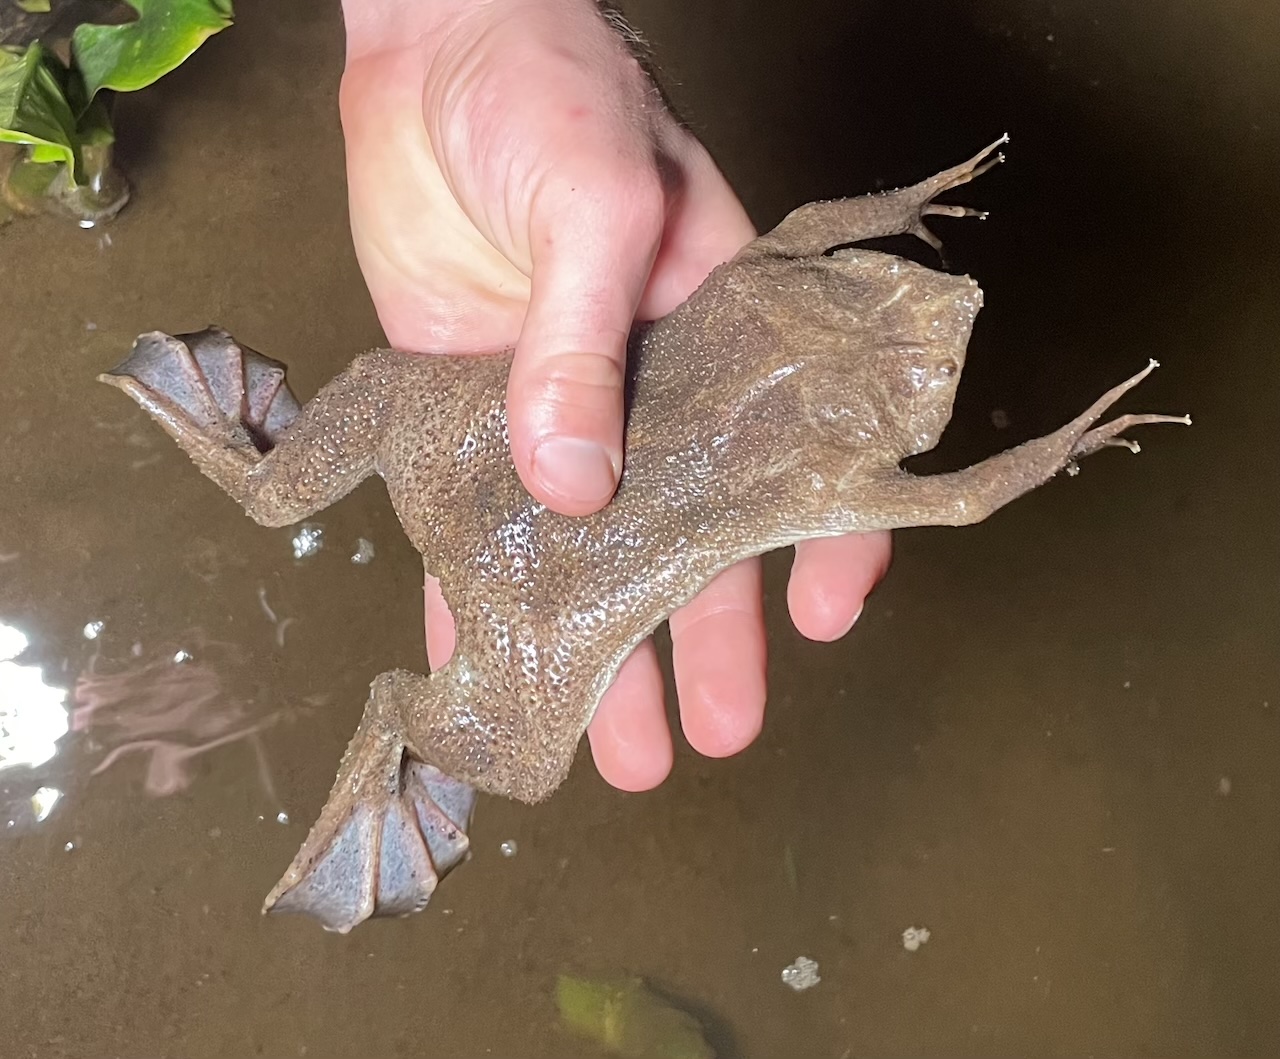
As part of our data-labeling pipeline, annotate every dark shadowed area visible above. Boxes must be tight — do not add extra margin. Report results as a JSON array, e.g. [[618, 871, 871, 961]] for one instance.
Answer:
[[1, 1, 1275, 1056]]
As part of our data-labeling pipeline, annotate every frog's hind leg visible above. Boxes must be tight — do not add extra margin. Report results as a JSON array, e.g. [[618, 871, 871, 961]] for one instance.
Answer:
[[99, 328, 386, 526], [97, 328, 305, 515], [99, 327, 301, 455], [752, 134, 1008, 259], [263, 672, 478, 933]]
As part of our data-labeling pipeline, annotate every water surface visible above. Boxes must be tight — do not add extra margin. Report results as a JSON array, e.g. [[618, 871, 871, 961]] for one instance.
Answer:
[[2, 1, 1276, 1055]]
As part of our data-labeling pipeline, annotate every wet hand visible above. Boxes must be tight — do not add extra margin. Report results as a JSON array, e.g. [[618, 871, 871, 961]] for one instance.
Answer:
[[341, 0, 892, 790]]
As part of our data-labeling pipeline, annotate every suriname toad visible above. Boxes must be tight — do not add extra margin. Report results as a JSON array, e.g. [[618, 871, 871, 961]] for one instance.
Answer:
[[99, 138, 1189, 932]]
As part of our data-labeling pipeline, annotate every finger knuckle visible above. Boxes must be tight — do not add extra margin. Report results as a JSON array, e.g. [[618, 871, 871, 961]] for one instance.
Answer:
[[533, 349, 626, 415]]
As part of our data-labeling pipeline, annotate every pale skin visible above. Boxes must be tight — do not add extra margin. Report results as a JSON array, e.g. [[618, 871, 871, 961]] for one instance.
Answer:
[[339, 0, 892, 793], [98, 138, 1189, 930]]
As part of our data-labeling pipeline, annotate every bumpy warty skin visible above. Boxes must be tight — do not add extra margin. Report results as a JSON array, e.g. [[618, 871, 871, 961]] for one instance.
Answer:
[[99, 140, 1192, 930], [295, 249, 971, 801], [101, 141, 1184, 816]]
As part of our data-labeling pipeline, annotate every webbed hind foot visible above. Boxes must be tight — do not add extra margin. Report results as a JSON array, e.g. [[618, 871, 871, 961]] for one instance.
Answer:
[[98, 327, 301, 454], [263, 689, 477, 933]]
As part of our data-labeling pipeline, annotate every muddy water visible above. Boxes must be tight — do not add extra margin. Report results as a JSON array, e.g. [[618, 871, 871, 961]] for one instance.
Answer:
[[2, 1, 1276, 1056]]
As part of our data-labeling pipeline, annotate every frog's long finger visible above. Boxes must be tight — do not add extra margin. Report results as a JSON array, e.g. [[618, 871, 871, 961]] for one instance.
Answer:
[[1071, 412, 1193, 461]]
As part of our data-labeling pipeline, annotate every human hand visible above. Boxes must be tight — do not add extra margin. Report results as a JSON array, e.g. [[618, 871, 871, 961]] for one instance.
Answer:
[[340, 0, 892, 790]]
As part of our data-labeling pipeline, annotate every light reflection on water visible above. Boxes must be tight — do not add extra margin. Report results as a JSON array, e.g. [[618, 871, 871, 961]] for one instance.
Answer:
[[0, 621, 69, 773], [72, 631, 297, 800], [2, 618, 303, 832], [1, 620, 70, 831]]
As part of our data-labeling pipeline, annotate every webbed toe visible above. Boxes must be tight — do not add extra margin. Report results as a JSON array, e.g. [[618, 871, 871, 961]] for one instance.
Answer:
[[264, 758, 476, 933], [98, 327, 301, 451]]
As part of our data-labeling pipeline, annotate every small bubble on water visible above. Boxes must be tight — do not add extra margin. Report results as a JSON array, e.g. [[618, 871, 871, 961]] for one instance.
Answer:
[[78, 219, 95, 230], [781, 956, 821, 991], [277, 812, 290, 824], [351, 538, 376, 564], [292, 522, 325, 560], [500, 840, 518, 857], [83, 621, 104, 640]]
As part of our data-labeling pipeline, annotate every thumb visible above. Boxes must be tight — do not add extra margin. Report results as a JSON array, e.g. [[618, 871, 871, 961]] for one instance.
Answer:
[[506, 189, 664, 516]]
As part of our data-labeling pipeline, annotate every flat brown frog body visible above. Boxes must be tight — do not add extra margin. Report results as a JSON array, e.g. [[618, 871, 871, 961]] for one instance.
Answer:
[[99, 139, 1189, 932]]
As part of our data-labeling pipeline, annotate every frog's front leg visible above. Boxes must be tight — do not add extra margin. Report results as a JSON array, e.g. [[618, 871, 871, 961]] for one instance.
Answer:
[[98, 328, 388, 527], [752, 134, 1007, 259], [263, 669, 481, 933], [825, 361, 1190, 533]]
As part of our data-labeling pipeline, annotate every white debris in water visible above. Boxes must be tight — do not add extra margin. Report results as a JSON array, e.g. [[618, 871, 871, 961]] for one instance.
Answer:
[[83, 621, 104, 640], [499, 840, 518, 857], [258, 585, 279, 623], [781, 956, 821, 991], [1218, 776, 1231, 796], [351, 538, 376, 564], [274, 618, 296, 648], [85, 321, 98, 331], [64, 840, 75, 852], [277, 811, 290, 824], [31, 786, 61, 822], [292, 523, 325, 560], [173, 649, 192, 664], [902, 926, 931, 952]]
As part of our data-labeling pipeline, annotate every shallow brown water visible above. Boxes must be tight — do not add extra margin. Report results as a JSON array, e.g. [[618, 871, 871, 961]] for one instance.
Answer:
[[2, 1, 1276, 1056]]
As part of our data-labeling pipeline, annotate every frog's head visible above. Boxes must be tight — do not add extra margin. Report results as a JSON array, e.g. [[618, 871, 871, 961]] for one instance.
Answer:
[[849, 251, 983, 458]]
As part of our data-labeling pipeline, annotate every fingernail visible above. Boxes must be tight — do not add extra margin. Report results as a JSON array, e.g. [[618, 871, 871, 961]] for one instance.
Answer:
[[835, 605, 864, 639], [532, 436, 619, 509]]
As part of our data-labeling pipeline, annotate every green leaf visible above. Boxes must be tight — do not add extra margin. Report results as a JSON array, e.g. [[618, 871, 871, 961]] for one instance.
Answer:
[[71, 0, 231, 99], [0, 42, 78, 176], [13, 1, 54, 14], [556, 975, 716, 1059], [75, 90, 113, 146]]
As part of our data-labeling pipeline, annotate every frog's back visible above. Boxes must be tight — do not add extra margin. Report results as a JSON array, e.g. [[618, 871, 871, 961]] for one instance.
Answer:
[[368, 349, 523, 556]]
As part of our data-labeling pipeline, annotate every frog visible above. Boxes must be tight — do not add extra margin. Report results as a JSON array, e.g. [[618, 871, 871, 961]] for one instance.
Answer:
[[98, 137, 1189, 932]]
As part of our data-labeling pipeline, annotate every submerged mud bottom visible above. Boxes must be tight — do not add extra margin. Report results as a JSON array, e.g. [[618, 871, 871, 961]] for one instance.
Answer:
[[1, 0, 1275, 1053]]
